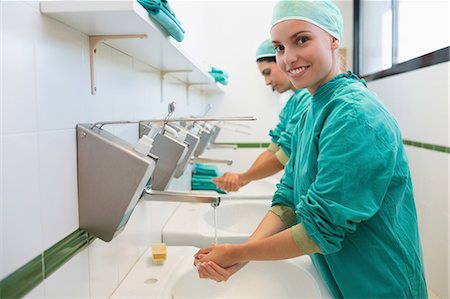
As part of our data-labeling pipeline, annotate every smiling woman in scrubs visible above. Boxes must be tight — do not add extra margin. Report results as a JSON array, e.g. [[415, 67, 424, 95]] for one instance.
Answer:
[[213, 39, 311, 192], [194, 1, 427, 298]]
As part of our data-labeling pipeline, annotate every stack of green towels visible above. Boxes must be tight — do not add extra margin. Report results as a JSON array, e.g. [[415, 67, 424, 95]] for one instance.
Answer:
[[137, 0, 185, 42], [208, 67, 229, 85], [191, 163, 226, 194]]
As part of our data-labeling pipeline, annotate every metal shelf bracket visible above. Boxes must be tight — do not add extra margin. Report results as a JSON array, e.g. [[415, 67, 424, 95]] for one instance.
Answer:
[[159, 69, 193, 102], [89, 34, 147, 95]]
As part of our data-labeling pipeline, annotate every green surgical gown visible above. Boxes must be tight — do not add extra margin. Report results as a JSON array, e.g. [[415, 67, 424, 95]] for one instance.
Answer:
[[269, 89, 311, 157], [272, 71, 427, 298]]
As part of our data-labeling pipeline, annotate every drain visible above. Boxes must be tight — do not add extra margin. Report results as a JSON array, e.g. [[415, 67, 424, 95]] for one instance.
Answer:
[[144, 278, 158, 284]]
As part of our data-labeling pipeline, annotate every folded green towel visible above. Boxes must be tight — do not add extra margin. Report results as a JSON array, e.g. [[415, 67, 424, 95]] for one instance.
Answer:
[[193, 163, 220, 176], [209, 67, 229, 85], [137, 0, 185, 42], [191, 165, 225, 193], [191, 180, 226, 194]]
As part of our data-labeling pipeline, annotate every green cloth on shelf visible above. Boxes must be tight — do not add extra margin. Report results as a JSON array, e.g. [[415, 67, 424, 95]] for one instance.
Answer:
[[191, 164, 226, 194], [208, 67, 229, 85], [193, 163, 220, 176], [137, 0, 185, 42]]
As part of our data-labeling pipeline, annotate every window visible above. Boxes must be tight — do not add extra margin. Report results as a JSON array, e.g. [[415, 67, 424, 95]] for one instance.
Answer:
[[397, 0, 449, 63], [355, 0, 449, 79]]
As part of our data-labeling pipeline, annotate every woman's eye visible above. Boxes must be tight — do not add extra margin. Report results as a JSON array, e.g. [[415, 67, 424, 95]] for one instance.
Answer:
[[297, 37, 309, 44], [274, 45, 284, 52]]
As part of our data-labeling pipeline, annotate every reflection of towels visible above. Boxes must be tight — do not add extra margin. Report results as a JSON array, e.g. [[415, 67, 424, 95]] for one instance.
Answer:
[[191, 164, 226, 194], [208, 67, 229, 85], [193, 163, 220, 176], [137, 0, 185, 42], [191, 177, 226, 194]]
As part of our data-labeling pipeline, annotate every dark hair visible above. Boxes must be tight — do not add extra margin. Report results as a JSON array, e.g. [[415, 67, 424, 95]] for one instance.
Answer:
[[256, 56, 276, 63]]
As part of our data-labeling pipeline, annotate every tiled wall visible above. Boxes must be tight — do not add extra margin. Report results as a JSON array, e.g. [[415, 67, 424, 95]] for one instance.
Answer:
[[367, 62, 450, 299], [1, 1, 207, 298]]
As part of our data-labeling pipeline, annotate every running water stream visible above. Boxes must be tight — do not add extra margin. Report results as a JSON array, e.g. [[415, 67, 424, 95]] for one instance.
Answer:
[[213, 205, 218, 244]]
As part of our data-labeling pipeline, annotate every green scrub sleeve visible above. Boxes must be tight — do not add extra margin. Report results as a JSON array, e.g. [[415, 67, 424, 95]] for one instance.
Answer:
[[297, 103, 399, 255], [270, 204, 296, 228], [267, 142, 280, 153], [275, 148, 289, 165], [268, 91, 301, 144], [290, 223, 321, 254], [271, 160, 295, 210], [277, 89, 311, 158]]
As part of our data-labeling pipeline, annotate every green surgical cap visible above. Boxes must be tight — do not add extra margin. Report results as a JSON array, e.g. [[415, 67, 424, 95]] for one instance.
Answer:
[[271, 0, 343, 41], [255, 39, 276, 61]]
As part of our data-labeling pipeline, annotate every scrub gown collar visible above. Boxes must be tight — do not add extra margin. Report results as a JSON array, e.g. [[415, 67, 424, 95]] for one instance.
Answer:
[[313, 70, 366, 101]]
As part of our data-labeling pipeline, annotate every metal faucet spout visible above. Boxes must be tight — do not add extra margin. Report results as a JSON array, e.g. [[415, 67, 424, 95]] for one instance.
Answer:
[[142, 189, 221, 207], [191, 157, 233, 165]]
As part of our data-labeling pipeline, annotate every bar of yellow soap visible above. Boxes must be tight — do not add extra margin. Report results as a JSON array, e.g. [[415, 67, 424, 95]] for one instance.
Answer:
[[151, 243, 167, 265]]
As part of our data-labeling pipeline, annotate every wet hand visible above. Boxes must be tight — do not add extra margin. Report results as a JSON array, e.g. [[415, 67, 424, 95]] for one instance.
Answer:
[[196, 260, 247, 282], [212, 173, 241, 192], [194, 244, 238, 269]]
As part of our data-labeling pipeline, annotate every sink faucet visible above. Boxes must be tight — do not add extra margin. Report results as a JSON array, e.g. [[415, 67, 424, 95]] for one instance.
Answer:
[[142, 189, 221, 207], [190, 157, 233, 165]]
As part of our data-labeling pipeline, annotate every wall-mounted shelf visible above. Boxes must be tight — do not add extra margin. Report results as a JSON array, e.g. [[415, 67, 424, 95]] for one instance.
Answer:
[[40, 0, 226, 94]]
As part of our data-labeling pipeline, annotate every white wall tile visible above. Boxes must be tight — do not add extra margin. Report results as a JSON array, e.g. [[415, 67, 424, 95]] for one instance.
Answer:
[[110, 49, 136, 122], [114, 201, 151, 282], [368, 62, 449, 147], [0, 136, 3, 281], [44, 249, 90, 299], [88, 239, 119, 299], [416, 201, 449, 299], [23, 282, 45, 299], [1, 1, 39, 134], [39, 129, 79, 249], [130, 59, 161, 120], [406, 147, 449, 215], [35, 14, 89, 131], [1, 133, 43, 279], [404, 146, 449, 299]]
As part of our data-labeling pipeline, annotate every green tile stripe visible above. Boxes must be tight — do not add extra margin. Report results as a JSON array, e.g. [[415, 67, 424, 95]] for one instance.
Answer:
[[403, 139, 450, 153], [43, 229, 93, 278], [217, 141, 449, 153], [0, 255, 43, 299], [0, 229, 95, 299], [214, 142, 271, 148]]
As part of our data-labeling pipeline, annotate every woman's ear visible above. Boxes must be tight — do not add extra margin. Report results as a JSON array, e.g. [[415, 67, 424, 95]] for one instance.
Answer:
[[331, 38, 340, 50]]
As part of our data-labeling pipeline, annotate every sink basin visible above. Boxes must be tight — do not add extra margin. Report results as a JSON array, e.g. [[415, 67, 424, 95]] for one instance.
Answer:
[[162, 199, 271, 247], [111, 246, 332, 299], [234, 176, 278, 196]]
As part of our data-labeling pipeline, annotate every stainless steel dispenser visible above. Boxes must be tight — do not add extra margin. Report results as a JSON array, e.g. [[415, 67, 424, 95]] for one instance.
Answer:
[[148, 130, 188, 190], [168, 125, 200, 178], [76, 124, 157, 242], [193, 124, 213, 157]]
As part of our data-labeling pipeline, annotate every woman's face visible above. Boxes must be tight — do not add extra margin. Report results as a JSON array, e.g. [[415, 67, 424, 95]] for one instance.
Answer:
[[257, 60, 293, 93], [271, 20, 340, 94]]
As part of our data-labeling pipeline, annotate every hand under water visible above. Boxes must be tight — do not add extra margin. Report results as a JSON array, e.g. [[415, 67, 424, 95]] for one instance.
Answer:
[[193, 244, 248, 282], [212, 172, 249, 192]]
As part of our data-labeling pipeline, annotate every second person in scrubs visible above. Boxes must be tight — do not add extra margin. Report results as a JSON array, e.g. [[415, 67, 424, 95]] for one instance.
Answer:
[[213, 39, 311, 192]]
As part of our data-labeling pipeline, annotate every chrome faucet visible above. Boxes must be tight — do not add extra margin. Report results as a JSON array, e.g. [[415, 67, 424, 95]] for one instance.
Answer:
[[190, 157, 233, 165], [142, 189, 221, 207]]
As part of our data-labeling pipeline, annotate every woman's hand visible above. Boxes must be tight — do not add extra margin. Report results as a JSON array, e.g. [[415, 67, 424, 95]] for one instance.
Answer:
[[194, 244, 239, 268], [194, 245, 247, 282], [196, 260, 247, 282], [212, 172, 241, 192]]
